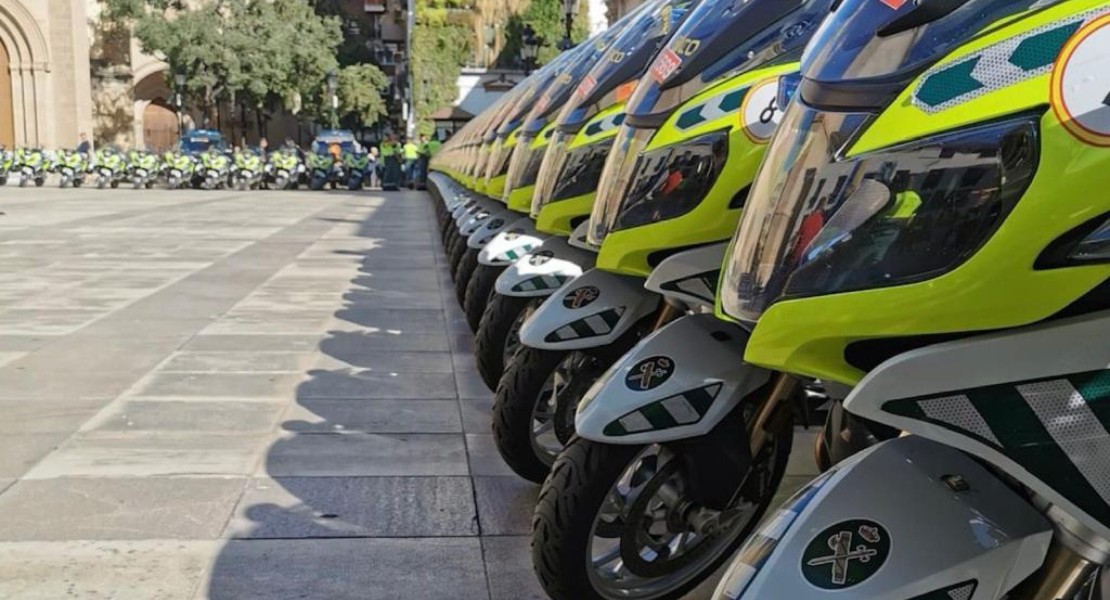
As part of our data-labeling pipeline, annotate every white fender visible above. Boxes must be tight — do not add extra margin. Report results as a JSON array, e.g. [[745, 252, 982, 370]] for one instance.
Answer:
[[567, 220, 595, 251], [644, 243, 728, 310], [518, 268, 659, 351], [718, 436, 1050, 600], [459, 205, 505, 236], [495, 236, 597, 298], [478, 217, 545, 264], [451, 197, 480, 221], [467, 211, 519, 249], [576, 313, 772, 444]]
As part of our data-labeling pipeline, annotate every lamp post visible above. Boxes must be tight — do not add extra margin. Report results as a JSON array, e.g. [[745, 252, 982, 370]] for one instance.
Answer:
[[558, 0, 578, 51], [520, 24, 541, 75], [174, 68, 186, 135], [326, 69, 339, 129]]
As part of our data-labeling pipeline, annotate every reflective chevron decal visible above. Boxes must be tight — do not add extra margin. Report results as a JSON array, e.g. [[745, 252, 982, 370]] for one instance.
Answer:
[[909, 580, 977, 600], [511, 274, 569, 293], [604, 383, 722, 436], [884, 368, 1110, 528], [913, 7, 1109, 112], [584, 112, 626, 137], [495, 245, 538, 262], [544, 307, 625, 343], [675, 88, 747, 130], [659, 270, 719, 304]]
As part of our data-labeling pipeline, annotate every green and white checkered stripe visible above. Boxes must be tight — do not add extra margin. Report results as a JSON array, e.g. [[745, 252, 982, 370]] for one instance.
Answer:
[[675, 88, 747, 130], [604, 383, 722, 436], [584, 112, 626, 138], [511, 274, 569, 293], [495, 244, 539, 262], [543, 307, 625, 343], [884, 368, 1110, 528], [913, 7, 1109, 113]]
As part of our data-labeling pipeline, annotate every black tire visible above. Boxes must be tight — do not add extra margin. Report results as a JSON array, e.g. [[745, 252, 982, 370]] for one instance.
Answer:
[[448, 231, 469, 274], [454, 249, 480, 307], [475, 293, 537, 391], [443, 225, 459, 253], [533, 427, 793, 600], [463, 264, 504, 333], [492, 347, 571, 483]]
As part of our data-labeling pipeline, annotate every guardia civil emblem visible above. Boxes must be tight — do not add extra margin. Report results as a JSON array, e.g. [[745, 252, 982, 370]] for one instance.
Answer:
[[529, 251, 554, 266], [563, 285, 600, 309], [801, 519, 890, 589], [625, 356, 674, 391]]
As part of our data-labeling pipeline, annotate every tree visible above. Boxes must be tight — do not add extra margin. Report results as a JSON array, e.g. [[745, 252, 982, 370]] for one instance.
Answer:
[[99, 0, 389, 133], [337, 64, 391, 127]]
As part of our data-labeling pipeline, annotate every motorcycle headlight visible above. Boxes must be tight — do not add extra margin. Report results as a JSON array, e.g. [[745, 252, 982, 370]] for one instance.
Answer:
[[547, 137, 612, 205], [721, 105, 1039, 322], [589, 128, 729, 244]]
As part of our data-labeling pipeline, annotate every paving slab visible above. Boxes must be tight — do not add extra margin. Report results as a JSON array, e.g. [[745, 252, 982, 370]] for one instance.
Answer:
[[313, 349, 454, 372], [296, 368, 458, 399], [0, 540, 217, 600], [0, 477, 246, 540], [180, 334, 325, 353], [465, 434, 519, 477], [281, 398, 461, 433], [159, 351, 315, 373], [481, 536, 548, 600], [23, 433, 268, 478], [473, 476, 540, 536], [224, 476, 478, 538], [263, 432, 469, 476], [202, 538, 488, 600], [86, 400, 285, 433], [131, 372, 306, 400]]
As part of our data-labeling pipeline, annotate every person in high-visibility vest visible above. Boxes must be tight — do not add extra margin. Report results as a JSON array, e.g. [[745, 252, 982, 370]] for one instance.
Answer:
[[379, 134, 401, 190], [402, 136, 420, 189]]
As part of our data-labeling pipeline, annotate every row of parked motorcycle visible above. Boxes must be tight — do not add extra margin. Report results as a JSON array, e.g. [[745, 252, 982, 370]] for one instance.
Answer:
[[428, 0, 1110, 599], [0, 141, 377, 193]]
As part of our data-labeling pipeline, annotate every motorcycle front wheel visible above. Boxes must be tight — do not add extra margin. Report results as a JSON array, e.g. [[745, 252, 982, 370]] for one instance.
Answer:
[[475, 294, 539, 390], [533, 419, 792, 600]]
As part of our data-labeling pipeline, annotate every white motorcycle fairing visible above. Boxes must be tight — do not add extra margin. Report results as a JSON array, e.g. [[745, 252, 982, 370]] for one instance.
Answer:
[[494, 236, 597, 298], [478, 217, 545, 266], [458, 205, 506, 237], [717, 435, 1051, 600], [848, 309, 1110, 544], [644, 243, 728, 310], [518, 267, 659, 351], [451, 197, 484, 221], [576, 313, 772, 444], [467, 210, 519, 249]]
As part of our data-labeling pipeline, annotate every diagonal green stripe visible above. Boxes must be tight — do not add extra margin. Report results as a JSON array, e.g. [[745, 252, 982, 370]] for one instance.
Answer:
[[675, 106, 705, 129], [1009, 22, 1082, 71], [641, 402, 678, 430], [569, 320, 594, 338], [719, 90, 746, 113], [684, 383, 720, 416], [1070, 370, 1110, 426], [585, 122, 603, 137], [599, 309, 621, 328], [916, 57, 984, 107]]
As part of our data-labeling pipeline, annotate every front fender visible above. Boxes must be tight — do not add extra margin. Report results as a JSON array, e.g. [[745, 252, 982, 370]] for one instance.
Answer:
[[467, 211, 518, 249], [459, 205, 503, 236], [644, 243, 727, 310], [576, 313, 771, 444], [567, 221, 595, 251], [716, 436, 1050, 600], [478, 217, 545, 266], [495, 236, 597, 297], [519, 268, 658, 351]]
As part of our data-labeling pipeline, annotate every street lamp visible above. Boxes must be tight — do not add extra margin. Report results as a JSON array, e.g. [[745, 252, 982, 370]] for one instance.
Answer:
[[173, 68, 186, 135], [558, 0, 578, 50], [326, 69, 339, 128], [520, 24, 541, 75]]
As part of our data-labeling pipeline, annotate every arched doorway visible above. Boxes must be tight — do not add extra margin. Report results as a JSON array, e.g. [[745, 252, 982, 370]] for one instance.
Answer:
[[143, 99, 177, 152], [0, 39, 14, 148]]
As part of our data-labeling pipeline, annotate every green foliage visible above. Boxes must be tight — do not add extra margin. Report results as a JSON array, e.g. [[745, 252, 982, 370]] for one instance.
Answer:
[[412, 0, 472, 135], [499, 0, 590, 66], [99, 0, 388, 128], [337, 64, 390, 126]]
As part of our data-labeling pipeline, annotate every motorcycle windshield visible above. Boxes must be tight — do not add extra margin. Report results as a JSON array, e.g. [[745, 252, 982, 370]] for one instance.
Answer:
[[625, 0, 832, 122], [556, 0, 697, 131], [496, 52, 578, 138], [802, 0, 1066, 106]]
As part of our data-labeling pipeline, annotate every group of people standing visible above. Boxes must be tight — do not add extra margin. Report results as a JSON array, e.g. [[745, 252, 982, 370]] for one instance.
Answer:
[[378, 133, 441, 190]]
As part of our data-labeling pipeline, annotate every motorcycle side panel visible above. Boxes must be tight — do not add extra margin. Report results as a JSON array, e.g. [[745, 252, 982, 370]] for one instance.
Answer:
[[451, 198, 482, 221], [478, 217, 545, 266], [644, 243, 728, 310], [847, 309, 1110, 542], [576, 313, 772, 444], [566, 221, 595, 251], [518, 268, 659, 351], [459, 205, 501, 236], [720, 436, 1051, 600], [467, 211, 518, 249], [495, 236, 597, 298]]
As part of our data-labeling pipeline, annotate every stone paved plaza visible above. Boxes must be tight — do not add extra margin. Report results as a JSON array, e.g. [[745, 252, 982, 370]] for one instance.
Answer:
[[0, 188, 817, 599]]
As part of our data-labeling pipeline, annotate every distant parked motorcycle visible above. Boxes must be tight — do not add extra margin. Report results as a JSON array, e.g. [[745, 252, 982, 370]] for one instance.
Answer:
[[266, 150, 301, 190], [308, 152, 343, 191], [233, 150, 264, 190], [92, 149, 125, 189], [18, 148, 47, 187], [128, 151, 159, 189], [55, 150, 88, 188], [163, 152, 196, 189], [195, 149, 231, 190], [0, 148, 15, 186], [344, 151, 370, 191]]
